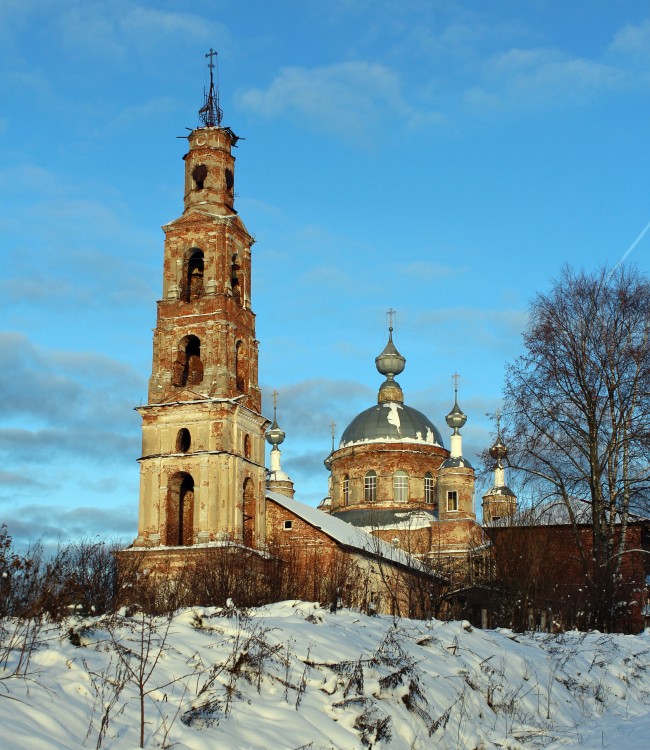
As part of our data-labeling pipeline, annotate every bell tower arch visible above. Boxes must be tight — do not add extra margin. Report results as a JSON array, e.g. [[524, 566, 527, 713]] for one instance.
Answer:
[[134, 50, 269, 549]]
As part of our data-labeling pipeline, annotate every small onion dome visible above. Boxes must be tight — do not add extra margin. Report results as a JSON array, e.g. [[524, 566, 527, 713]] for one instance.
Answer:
[[445, 400, 467, 433], [266, 417, 285, 448], [489, 434, 508, 464], [375, 327, 405, 404], [485, 484, 516, 497], [440, 455, 473, 470]]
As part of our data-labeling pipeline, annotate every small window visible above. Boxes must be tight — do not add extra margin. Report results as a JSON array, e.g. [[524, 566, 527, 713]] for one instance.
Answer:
[[364, 471, 377, 502], [424, 473, 434, 504], [283, 520, 293, 531], [393, 471, 408, 503], [176, 428, 191, 453], [392, 538, 399, 549], [244, 434, 251, 459], [342, 475, 350, 506], [447, 490, 458, 512]]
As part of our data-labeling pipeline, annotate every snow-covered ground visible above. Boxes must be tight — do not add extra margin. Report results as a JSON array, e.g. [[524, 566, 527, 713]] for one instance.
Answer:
[[2, 602, 650, 749]]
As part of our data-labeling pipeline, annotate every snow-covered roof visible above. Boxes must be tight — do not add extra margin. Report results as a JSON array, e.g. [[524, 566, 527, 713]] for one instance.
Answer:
[[266, 491, 436, 576]]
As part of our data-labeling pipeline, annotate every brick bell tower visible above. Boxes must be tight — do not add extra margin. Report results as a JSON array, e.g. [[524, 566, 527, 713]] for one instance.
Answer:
[[133, 50, 269, 550]]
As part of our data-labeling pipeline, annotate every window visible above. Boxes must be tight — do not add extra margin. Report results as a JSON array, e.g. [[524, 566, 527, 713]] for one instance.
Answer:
[[192, 163, 207, 190], [424, 473, 434, 504], [364, 471, 377, 502], [283, 520, 293, 531], [393, 471, 408, 503], [186, 249, 204, 301], [447, 490, 458, 512], [342, 475, 350, 506], [173, 335, 203, 387], [176, 428, 191, 453], [244, 434, 252, 459], [235, 341, 245, 391]]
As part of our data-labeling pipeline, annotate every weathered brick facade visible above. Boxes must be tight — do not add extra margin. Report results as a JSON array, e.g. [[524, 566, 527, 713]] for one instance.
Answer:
[[133, 117, 268, 550]]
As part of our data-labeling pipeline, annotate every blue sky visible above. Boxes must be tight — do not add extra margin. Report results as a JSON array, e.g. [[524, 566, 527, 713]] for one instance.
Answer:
[[1, 0, 650, 547]]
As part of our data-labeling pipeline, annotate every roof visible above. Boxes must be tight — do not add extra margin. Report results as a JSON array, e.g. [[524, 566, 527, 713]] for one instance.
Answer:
[[332, 508, 438, 530], [340, 401, 444, 448], [266, 491, 439, 577], [440, 456, 474, 470]]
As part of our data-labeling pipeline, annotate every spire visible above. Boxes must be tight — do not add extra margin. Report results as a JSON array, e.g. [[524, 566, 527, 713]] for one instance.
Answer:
[[445, 372, 467, 458], [489, 411, 508, 487], [198, 48, 223, 128], [265, 390, 294, 498], [375, 309, 406, 403], [324, 420, 336, 471], [265, 389, 286, 450]]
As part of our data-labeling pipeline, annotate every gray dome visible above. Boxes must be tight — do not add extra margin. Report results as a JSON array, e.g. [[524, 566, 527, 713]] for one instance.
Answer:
[[340, 402, 444, 448], [440, 455, 473, 470]]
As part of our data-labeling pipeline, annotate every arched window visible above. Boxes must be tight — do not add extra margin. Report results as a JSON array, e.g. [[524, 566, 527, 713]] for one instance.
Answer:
[[364, 471, 377, 502], [393, 471, 408, 503], [231, 252, 241, 304], [235, 340, 245, 392], [342, 475, 350, 506], [424, 473, 434, 504], [173, 335, 203, 387], [186, 249, 204, 301], [166, 472, 194, 546], [176, 428, 191, 453], [244, 434, 252, 459], [242, 477, 255, 547]]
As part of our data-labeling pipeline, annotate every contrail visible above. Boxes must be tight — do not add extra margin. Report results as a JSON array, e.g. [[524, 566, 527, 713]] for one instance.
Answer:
[[609, 220, 650, 279]]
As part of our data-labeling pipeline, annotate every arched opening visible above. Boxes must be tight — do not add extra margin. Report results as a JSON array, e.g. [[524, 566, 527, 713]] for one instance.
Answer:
[[364, 471, 377, 502], [231, 252, 241, 304], [173, 335, 203, 387], [166, 472, 194, 546], [393, 471, 408, 503], [192, 163, 207, 190], [186, 249, 204, 301], [235, 340, 245, 392], [244, 434, 252, 459], [342, 475, 350, 506], [176, 428, 191, 453], [225, 168, 234, 192], [242, 477, 255, 547]]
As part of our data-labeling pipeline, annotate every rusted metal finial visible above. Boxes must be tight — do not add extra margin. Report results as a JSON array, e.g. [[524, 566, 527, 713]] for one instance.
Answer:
[[198, 48, 223, 127]]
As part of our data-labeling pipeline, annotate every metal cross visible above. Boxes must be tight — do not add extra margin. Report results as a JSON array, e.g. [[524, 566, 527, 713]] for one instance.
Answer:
[[205, 48, 217, 70], [452, 372, 461, 396], [386, 308, 396, 328], [329, 420, 336, 451]]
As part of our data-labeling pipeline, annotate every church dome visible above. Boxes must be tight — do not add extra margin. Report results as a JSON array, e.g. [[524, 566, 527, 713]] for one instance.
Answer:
[[340, 402, 444, 448], [338, 325, 445, 449]]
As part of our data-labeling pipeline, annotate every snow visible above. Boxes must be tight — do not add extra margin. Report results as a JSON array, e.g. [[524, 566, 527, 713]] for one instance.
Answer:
[[2, 602, 650, 749], [385, 403, 401, 432]]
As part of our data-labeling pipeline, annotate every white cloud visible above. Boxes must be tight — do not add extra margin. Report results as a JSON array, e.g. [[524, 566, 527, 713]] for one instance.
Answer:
[[610, 19, 650, 60], [237, 61, 432, 140], [465, 47, 623, 112]]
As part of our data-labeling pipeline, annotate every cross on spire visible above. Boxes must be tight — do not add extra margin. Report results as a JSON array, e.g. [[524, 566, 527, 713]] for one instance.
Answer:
[[272, 389, 279, 420], [330, 420, 336, 452], [198, 48, 223, 127], [452, 371, 461, 397], [386, 308, 396, 329]]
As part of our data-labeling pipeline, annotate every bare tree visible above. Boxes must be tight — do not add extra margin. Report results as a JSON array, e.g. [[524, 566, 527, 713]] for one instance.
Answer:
[[502, 264, 650, 630]]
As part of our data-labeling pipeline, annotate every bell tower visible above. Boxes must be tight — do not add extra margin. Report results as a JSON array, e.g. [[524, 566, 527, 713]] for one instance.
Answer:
[[134, 51, 269, 549]]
